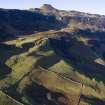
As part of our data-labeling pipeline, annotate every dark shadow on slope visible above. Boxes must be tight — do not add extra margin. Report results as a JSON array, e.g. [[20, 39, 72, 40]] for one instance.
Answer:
[[34, 54, 61, 69], [0, 34, 17, 42], [77, 29, 105, 39], [0, 62, 12, 79], [23, 83, 68, 105], [28, 52, 43, 57], [49, 37, 105, 83], [3, 85, 22, 103], [0, 44, 23, 63], [22, 42, 35, 51], [0, 8, 65, 42], [80, 95, 105, 105], [0, 42, 35, 63]]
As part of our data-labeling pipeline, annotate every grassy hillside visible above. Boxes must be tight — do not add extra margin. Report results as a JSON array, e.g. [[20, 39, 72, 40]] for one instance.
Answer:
[[1, 5, 105, 105], [0, 30, 105, 105]]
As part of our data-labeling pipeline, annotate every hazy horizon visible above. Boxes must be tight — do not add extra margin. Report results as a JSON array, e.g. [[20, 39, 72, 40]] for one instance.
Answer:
[[0, 0, 105, 15]]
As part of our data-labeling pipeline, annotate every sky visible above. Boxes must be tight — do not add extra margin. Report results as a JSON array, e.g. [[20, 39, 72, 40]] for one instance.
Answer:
[[0, 0, 105, 15]]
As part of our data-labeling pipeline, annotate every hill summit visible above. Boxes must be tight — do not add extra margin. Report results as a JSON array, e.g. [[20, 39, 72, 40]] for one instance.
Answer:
[[41, 4, 57, 11]]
